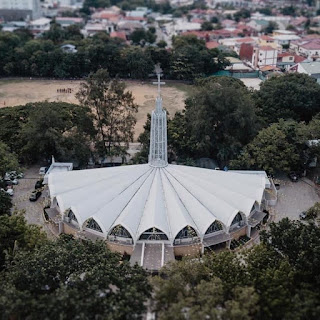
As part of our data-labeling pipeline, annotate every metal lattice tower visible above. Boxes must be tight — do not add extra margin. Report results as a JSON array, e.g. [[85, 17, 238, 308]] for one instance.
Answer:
[[149, 71, 168, 167]]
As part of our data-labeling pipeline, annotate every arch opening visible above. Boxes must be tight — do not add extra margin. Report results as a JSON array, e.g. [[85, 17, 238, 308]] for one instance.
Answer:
[[109, 225, 132, 239], [65, 209, 79, 229], [205, 221, 223, 235], [230, 212, 245, 231], [139, 227, 168, 241], [86, 218, 103, 233], [175, 225, 198, 240]]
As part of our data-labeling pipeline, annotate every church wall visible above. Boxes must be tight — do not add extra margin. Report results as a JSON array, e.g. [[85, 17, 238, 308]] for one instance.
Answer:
[[63, 222, 78, 236], [230, 226, 247, 240], [107, 241, 134, 255], [174, 243, 202, 257]]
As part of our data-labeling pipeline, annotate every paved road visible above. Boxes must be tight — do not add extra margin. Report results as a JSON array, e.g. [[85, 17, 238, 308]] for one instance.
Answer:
[[12, 166, 54, 238], [274, 176, 320, 222]]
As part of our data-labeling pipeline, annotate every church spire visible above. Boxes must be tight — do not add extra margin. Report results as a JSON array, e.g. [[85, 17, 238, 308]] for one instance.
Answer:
[[149, 67, 168, 167]]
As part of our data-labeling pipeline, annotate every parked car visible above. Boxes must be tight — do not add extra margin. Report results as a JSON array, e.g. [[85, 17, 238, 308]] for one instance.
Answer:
[[2, 188, 14, 196], [29, 190, 42, 202], [288, 171, 299, 182], [35, 180, 43, 189], [39, 167, 48, 175], [299, 211, 307, 220]]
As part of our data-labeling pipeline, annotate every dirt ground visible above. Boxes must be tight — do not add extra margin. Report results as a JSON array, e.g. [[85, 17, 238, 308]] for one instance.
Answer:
[[0, 79, 189, 140]]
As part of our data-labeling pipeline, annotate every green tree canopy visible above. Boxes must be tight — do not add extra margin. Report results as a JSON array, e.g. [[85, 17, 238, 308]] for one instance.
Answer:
[[181, 76, 258, 163], [153, 219, 320, 320], [0, 191, 12, 216], [230, 120, 304, 174], [0, 235, 151, 319], [254, 73, 320, 124], [0, 214, 46, 270], [0, 142, 19, 179], [18, 102, 95, 166], [76, 69, 138, 160], [170, 35, 229, 80]]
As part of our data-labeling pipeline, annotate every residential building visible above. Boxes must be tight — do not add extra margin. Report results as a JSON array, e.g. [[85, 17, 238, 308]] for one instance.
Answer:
[[253, 45, 278, 69], [82, 21, 115, 37], [0, 0, 41, 20], [55, 17, 84, 28], [290, 38, 320, 59], [258, 35, 279, 50], [296, 61, 320, 83], [29, 17, 51, 34]]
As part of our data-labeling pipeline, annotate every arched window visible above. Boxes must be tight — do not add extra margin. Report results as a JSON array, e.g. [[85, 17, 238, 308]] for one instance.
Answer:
[[231, 212, 243, 226], [109, 225, 132, 239], [67, 210, 77, 223], [139, 227, 168, 241], [205, 221, 223, 235], [86, 218, 102, 233], [175, 226, 198, 240]]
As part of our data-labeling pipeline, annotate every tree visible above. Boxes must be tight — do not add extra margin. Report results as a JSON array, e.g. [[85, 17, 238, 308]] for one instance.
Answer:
[[0, 235, 151, 319], [76, 69, 138, 161], [281, 6, 296, 16], [170, 35, 229, 80], [129, 28, 156, 46], [19, 102, 95, 166], [153, 219, 320, 320], [0, 142, 19, 179], [234, 9, 251, 22], [201, 21, 214, 31], [152, 253, 259, 320], [230, 120, 303, 174], [264, 21, 278, 34], [0, 214, 46, 270], [121, 46, 155, 79], [181, 77, 258, 164], [0, 191, 12, 216], [254, 73, 320, 124], [157, 40, 167, 48]]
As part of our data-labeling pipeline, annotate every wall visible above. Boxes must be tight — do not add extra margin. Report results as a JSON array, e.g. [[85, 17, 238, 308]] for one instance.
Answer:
[[63, 222, 78, 236], [174, 243, 202, 257], [229, 225, 247, 240], [107, 241, 134, 255]]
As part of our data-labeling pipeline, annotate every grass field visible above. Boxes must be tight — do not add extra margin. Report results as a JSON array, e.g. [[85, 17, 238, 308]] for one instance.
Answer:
[[0, 79, 190, 140]]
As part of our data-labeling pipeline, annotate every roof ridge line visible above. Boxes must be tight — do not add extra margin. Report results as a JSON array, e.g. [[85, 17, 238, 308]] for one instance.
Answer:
[[85, 166, 153, 222], [161, 168, 202, 238], [135, 168, 158, 239], [106, 168, 156, 236], [53, 166, 145, 197], [164, 166, 218, 223], [159, 168, 172, 240]]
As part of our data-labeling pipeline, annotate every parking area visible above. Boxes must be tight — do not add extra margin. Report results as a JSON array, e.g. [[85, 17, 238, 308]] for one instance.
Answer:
[[274, 176, 320, 222], [11, 166, 54, 238]]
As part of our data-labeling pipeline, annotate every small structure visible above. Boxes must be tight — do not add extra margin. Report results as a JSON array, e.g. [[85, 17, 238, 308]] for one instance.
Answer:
[[29, 17, 51, 35], [60, 44, 77, 53], [43, 156, 73, 184], [296, 61, 320, 83]]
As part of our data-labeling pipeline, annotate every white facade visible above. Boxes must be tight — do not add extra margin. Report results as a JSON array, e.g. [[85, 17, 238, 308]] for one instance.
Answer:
[[252, 46, 278, 68], [0, 0, 41, 19], [29, 17, 51, 33]]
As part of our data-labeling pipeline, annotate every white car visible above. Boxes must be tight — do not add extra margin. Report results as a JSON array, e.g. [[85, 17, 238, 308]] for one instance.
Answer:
[[11, 179, 19, 185], [39, 167, 47, 175], [1, 188, 14, 196]]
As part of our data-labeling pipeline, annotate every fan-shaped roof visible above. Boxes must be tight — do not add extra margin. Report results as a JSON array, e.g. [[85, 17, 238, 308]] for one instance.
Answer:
[[48, 164, 266, 244]]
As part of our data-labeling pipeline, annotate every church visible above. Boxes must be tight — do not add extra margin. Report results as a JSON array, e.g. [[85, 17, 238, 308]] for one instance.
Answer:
[[46, 73, 277, 271]]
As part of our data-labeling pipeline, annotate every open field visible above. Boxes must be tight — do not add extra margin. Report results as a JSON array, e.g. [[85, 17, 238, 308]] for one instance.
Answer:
[[0, 79, 189, 140]]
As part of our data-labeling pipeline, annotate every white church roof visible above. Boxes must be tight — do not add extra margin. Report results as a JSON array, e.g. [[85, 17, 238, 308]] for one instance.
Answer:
[[48, 164, 266, 244]]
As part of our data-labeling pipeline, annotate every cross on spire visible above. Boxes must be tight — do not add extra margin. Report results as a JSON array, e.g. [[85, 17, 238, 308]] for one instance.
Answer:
[[152, 72, 165, 96]]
